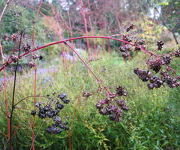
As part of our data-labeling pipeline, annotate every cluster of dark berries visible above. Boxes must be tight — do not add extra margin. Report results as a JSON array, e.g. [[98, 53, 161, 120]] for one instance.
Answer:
[[160, 72, 180, 88], [119, 45, 131, 60], [31, 93, 70, 134], [8, 55, 19, 63], [32, 54, 43, 60], [147, 76, 164, 89], [122, 35, 132, 43], [134, 68, 180, 89], [157, 41, 164, 50], [96, 86, 128, 122], [11, 34, 18, 41], [22, 44, 31, 52], [119, 26, 146, 59], [134, 68, 164, 89], [134, 68, 152, 82], [2, 33, 18, 41], [28, 62, 36, 68], [174, 50, 180, 57], [162, 55, 171, 65], [147, 58, 162, 73], [116, 86, 128, 96], [82, 92, 92, 98], [126, 24, 134, 32], [134, 40, 145, 51]]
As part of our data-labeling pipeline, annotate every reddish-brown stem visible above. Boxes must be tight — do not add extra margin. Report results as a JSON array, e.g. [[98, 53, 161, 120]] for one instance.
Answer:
[[0, 0, 11, 23], [79, 0, 90, 53], [64, 42, 111, 95], [9, 32, 23, 149], [0, 35, 157, 72], [31, 68, 37, 150]]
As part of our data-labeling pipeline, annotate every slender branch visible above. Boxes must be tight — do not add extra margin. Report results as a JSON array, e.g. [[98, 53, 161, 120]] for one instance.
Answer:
[[0, 35, 157, 72], [64, 42, 111, 95], [0, 0, 11, 23], [14, 96, 46, 108], [9, 32, 23, 149], [0, 43, 5, 61]]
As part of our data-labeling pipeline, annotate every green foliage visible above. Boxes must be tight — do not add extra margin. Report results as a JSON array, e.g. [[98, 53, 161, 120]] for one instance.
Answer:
[[133, 17, 165, 44], [0, 52, 179, 149], [40, 2, 53, 16], [0, 2, 51, 54], [161, 0, 180, 34], [0, 5, 34, 34]]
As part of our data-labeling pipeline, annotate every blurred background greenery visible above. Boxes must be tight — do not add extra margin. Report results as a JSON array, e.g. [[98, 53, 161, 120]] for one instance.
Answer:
[[0, 0, 179, 149]]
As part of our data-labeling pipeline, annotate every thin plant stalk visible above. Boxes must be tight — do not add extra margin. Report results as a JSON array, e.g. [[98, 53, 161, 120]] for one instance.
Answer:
[[9, 32, 23, 149], [0, 35, 158, 72], [64, 42, 111, 96], [0, 0, 11, 22], [30, 67, 37, 150]]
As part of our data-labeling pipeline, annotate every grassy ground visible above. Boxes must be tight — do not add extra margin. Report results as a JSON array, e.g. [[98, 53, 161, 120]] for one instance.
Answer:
[[0, 51, 179, 150]]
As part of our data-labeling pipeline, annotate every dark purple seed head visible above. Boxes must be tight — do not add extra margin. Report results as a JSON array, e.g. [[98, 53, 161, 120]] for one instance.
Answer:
[[162, 55, 171, 65], [56, 103, 64, 109], [53, 110, 60, 116], [126, 24, 134, 32], [39, 108, 46, 114], [116, 86, 128, 96], [38, 113, 46, 119], [99, 108, 108, 115], [96, 103, 102, 109], [121, 105, 129, 111], [62, 99, 70, 104], [115, 108, 123, 116], [39, 56, 43, 60], [44, 105, 51, 111], [109, 93, 117, 98], [157, 41, 164, 50], [134, 68, 139, 75], [35, 102, 41, 108], [174, 50, 180, 57], [46, 126, 62, 134], [82, 92, 92, 98], [58, 93, 67, 100], [99, 99, 109, 104], [46, 111, 54, 118], [116, 100, 125, 106], [109, 114, 116, 121], [53, 116, 62, 123], [31, 110, 36, 116], [147, 83, 154, 89]]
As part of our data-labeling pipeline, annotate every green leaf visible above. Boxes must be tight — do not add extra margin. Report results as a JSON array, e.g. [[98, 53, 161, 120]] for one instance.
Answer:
[[158, 2, 169, 6]]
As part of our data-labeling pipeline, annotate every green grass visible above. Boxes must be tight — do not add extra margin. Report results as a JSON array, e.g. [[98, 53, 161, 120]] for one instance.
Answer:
[[0, 51, 179, 150]]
